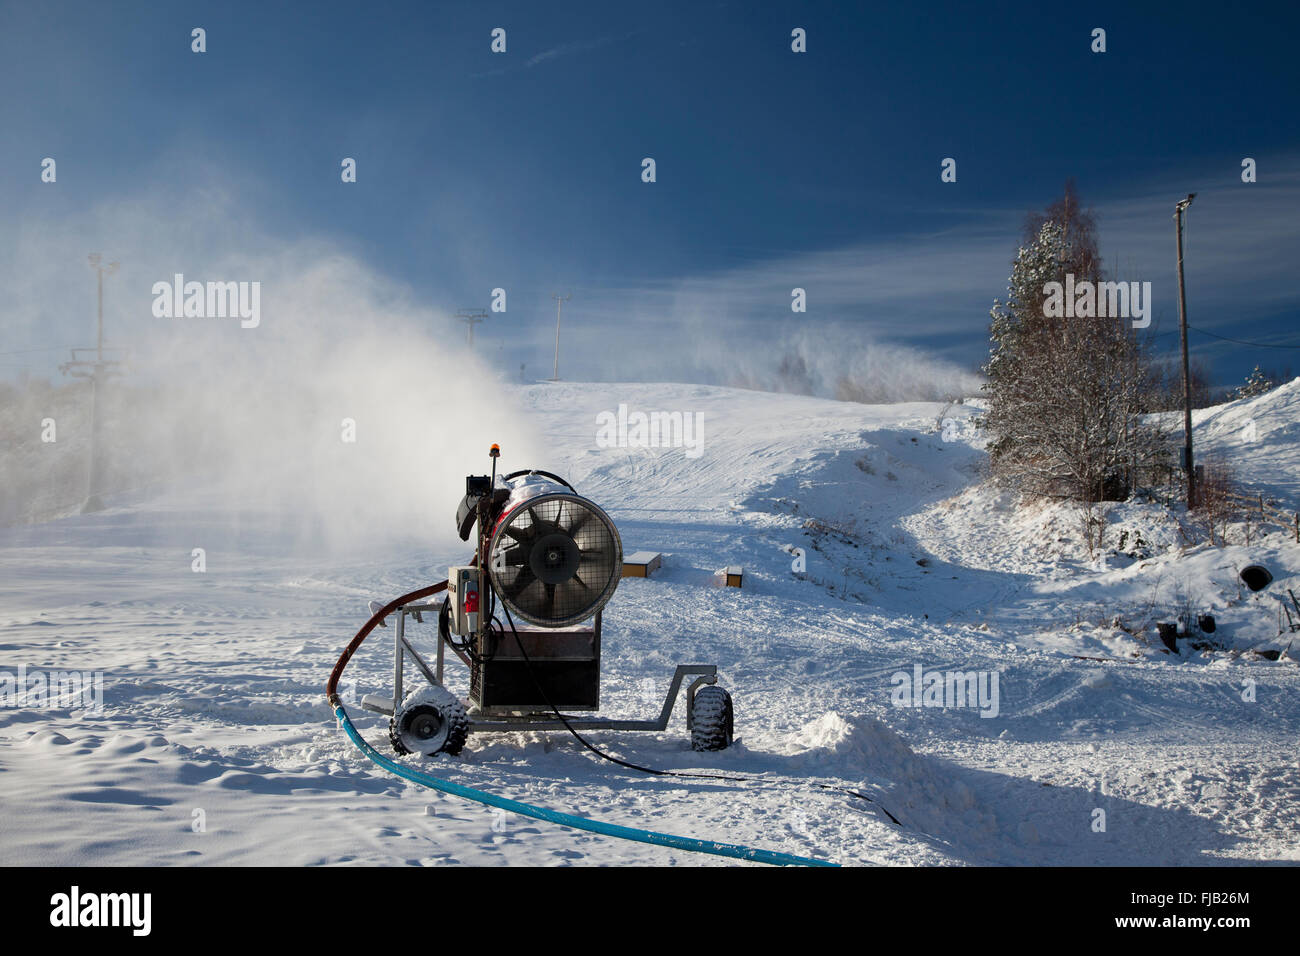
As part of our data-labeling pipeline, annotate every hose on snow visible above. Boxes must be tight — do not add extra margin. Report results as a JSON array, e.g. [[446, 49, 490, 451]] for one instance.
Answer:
[[327, 581, 839, 867]]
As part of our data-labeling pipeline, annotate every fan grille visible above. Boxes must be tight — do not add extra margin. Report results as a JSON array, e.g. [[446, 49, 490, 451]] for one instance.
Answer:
[[488, 493, 621, 627]]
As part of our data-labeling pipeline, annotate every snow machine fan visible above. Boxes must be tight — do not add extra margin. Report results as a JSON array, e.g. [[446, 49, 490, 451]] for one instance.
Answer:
[[487, 475, 623, 628]]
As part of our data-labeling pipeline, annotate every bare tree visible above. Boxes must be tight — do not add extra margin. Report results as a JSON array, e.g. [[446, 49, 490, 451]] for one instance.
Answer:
[[1142, 356, 1215, 411], [1189, 452, 1240, 547]]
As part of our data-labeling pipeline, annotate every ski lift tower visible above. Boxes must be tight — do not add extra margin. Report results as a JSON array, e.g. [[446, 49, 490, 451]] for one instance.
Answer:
[[456, 309, 488, 348], [60, 254, 127, 513]]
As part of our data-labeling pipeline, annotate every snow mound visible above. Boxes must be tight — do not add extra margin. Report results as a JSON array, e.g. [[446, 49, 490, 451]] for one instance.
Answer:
[[788, 712, 916, 772], [785, 712, 996, 849], [22, 729, 72, 749]]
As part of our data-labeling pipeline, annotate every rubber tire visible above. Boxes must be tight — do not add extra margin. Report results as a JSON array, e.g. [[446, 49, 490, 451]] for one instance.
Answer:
[[690, 685, 734, 752], [389, 685, 470, 757]]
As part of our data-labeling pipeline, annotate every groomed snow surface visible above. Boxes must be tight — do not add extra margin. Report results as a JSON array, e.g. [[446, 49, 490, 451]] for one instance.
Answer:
[[2, 381, 1298, 865]]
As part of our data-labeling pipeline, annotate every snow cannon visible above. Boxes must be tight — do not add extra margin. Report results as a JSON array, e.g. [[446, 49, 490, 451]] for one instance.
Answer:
[[359, 446, 734, 757]]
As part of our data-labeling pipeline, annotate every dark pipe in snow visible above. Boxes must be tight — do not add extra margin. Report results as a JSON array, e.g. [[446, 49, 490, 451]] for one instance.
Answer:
[[1240, 565, 1273, 592]]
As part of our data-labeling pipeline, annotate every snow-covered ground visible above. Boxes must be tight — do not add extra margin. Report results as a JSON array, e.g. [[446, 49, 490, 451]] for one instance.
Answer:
[[1, 380, 1298, 865]]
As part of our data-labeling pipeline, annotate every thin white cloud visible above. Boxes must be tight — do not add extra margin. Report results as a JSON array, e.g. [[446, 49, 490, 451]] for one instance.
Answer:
[[473, 31, 634, 78]]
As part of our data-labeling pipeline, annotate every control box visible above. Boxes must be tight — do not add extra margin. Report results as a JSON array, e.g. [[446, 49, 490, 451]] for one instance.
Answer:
[[446, 566, 480, 637]]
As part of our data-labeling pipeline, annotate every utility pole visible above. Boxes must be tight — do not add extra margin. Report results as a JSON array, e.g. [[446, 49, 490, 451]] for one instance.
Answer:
[[551, 293, 570, 381], [1174, 194, 1196, 510], [455, 309, 488, 348], [61, 254, 124, 513]]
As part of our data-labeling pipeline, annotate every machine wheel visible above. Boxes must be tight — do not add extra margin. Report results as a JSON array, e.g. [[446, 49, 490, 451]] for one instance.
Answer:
[[389, 685, 469, 757], [690, 685, 734, 752]]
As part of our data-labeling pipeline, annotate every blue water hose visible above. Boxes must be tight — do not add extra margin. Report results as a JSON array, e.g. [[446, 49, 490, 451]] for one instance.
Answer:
[[334, 703, 839, 867]]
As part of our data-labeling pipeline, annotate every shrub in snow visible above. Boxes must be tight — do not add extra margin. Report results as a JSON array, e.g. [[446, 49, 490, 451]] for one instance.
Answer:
[[1235, 365, 1278, 400]]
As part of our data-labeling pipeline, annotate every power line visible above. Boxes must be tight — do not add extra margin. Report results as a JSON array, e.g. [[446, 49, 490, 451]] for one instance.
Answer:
[[1147, 326, 1300, 350], [1187, 325, 1300, 350]]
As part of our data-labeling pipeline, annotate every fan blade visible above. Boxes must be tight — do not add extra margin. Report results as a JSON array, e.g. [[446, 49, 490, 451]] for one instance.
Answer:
[[504, 524, 531, 544], [566, 509, 592, 536], [506, 566, 536, 597], [571, 570, 591, 590], [560, 579, 590, 604], [503, 544, 529, 566], [543, 583, 556, 615]]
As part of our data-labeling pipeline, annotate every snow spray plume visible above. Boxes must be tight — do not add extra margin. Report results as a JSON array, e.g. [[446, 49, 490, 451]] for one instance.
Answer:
[[0, 190, 544, 551], [563, 315, 983, 402], [710, 322, 984, 403]]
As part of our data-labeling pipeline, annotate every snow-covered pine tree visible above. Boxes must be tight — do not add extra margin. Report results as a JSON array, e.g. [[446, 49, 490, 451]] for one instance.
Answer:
[[1235, 365, 1276, 400], [981, 220, 1067, 470], [980, 194, 1161, 508]]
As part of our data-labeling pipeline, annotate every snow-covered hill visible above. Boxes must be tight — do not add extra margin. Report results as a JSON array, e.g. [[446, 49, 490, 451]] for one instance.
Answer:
[[1, 381, 1297, 865]]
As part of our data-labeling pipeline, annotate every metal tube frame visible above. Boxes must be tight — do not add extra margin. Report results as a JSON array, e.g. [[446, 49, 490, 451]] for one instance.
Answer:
[[360, 603, 718, 735]]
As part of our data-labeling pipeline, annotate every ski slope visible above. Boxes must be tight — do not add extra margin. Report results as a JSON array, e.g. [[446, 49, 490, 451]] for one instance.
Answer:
[[1, 381, 1298, 866]]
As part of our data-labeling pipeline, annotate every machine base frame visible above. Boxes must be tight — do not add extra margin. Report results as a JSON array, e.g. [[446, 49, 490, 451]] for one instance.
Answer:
[[358, 601, 720, 735]]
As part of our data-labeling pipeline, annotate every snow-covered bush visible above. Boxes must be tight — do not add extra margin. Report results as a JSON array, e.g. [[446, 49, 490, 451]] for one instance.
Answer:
[[1235, 365, 1278, 400]]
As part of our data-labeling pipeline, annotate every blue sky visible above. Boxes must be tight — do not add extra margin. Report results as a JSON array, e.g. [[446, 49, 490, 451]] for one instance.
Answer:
[[2, 0, 1298, 390]]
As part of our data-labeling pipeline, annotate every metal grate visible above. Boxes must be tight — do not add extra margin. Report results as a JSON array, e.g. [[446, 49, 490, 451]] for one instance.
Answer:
[[489, 494, 621, 628]]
